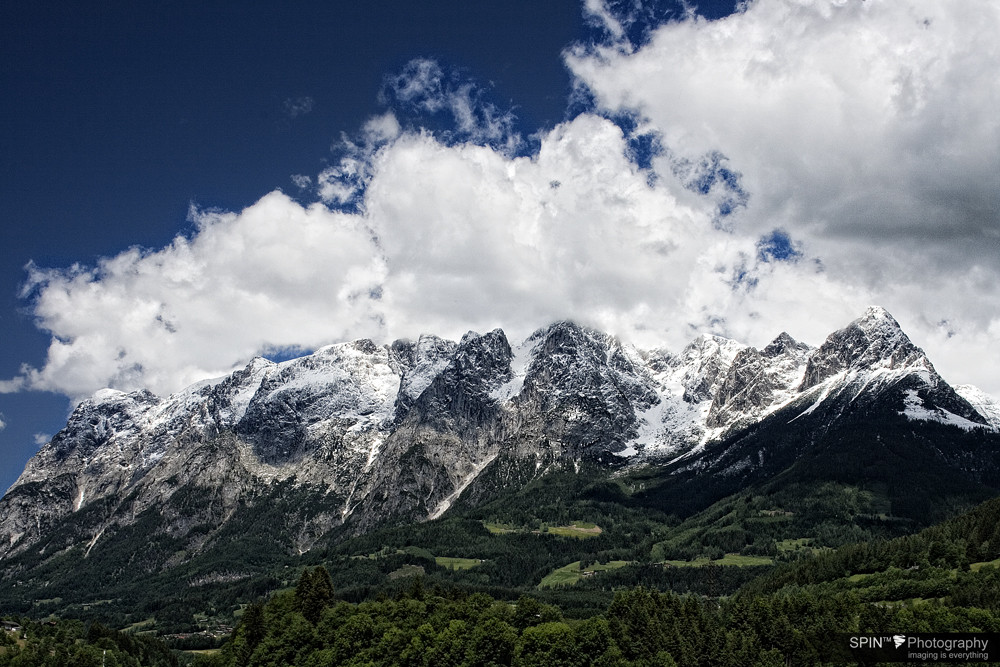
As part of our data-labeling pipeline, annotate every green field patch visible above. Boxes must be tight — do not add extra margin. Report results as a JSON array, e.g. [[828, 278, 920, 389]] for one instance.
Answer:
[[435, 556, 482, 570], [970, 557, 1000, 572], [776, 538, 812, 552], [663, 554, 774, 568], [847, 573, 874, 582], [483, 521, 602, 538], [539, 560, 630, 588], [544, 523, 603, 538], [483, 522, 517, 534], [662, 557, 710, 567]]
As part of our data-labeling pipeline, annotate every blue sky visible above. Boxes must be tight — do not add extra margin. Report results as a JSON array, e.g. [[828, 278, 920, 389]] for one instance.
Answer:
[[2, 0, 998, 494]]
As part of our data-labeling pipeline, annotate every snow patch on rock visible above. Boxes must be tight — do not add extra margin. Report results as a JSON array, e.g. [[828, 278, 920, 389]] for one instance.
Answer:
[[490, 337, 537, 403], [901, 389, 984, 431], [956, 385, 1000, 430]]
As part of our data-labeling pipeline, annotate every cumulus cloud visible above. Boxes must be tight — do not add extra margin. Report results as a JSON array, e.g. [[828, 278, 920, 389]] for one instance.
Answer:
[[9, 113, 742, 400], [364, 115, 717, 342], [571, 0, 1000, 244], [0, 414, 5, 431], [5, 2, 1000, 402], [6, 107, 876, 401], [566, 0, 1000, 392], [15, 195, 386, 400]]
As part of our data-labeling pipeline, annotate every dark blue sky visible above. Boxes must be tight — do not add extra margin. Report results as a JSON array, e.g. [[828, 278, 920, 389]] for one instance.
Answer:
[[0, 1, 740, 493]]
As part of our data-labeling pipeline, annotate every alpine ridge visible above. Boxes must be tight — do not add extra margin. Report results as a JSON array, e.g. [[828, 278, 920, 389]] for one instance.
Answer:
[[0, 307, 996, 567]]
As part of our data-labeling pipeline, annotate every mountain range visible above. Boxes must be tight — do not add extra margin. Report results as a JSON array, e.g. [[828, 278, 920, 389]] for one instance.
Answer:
[[2, 306, 999, 623]]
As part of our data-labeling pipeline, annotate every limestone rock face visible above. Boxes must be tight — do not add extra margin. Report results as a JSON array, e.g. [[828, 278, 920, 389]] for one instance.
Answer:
[[706, 333, 813, 429]]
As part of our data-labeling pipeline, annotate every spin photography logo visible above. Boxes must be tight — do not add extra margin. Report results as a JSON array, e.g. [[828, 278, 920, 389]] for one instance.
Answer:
[[836, 633, 1000, 663]]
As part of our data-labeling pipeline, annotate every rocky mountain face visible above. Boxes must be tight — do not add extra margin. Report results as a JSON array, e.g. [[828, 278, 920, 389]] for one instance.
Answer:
[[0, 307, 996, 563]]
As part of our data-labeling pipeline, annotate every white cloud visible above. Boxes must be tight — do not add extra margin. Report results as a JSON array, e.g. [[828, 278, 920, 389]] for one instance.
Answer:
[[9, 110, 876, 401], [16, 194, 386, 401], [568, 0, 1000, 256], [33, 433, 49, 446], [0, 414, 5, 431], [0, 378, 24, 394], [6, 3, 1000, 402], [582, 0, 627, 42], [381, 59, 519, 151], [364, 116, 715, 343], [362, 113, 402, 144], [317, 112, 401, 207], [566, 0, 1000, 393]]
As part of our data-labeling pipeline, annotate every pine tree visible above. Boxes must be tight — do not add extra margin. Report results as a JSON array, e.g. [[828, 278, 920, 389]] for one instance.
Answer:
[[295, 566, 335, 624]]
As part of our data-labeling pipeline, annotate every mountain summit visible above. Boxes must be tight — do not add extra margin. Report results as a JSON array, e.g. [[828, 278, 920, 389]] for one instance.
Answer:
[[799, 306, 932, 391]]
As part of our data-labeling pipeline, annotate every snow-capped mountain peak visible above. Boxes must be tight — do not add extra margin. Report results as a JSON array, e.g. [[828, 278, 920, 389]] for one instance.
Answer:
[[799, 305, 932, 391]]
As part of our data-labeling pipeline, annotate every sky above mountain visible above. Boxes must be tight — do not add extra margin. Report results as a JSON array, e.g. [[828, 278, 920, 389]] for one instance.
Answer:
[[1, 0, 998, 493]]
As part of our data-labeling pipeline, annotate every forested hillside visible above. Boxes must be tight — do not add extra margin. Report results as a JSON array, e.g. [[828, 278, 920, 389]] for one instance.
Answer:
[[165, 496, 1000, 665], [5, 480, 1000, 665], [188, 558, 1000, 666]]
